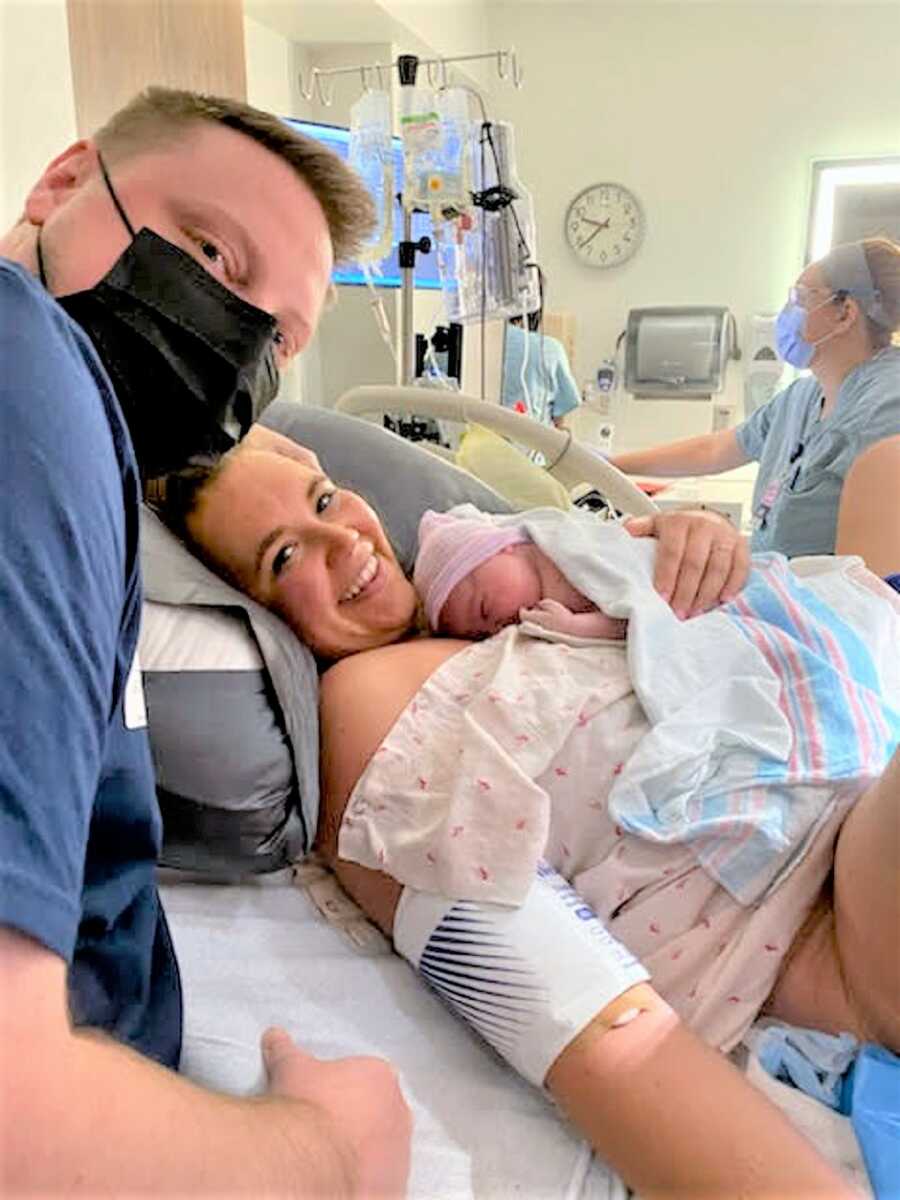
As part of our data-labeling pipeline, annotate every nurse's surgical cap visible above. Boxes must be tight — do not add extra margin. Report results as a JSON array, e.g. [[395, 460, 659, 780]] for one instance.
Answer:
[[822, 242, 892, 328]]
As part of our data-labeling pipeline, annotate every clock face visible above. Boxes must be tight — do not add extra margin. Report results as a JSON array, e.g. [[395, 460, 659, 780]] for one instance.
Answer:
[[565, 183, 644, 268]]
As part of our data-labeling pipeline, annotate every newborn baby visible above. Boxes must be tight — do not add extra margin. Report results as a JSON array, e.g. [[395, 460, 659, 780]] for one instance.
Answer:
[[413, 508, 628, 640]]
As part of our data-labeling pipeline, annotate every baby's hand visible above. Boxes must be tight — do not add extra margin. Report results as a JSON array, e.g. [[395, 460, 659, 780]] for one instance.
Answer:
[[519, 598, 575, 627], [520, 599, 627, 641]]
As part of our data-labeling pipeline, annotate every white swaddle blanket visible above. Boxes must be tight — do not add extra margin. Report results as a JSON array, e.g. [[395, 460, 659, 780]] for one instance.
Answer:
[[341, 507, 900, 907]]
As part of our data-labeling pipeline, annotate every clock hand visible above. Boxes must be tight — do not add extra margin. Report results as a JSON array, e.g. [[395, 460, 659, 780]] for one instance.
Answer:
[[577, 225, 603, 251], [580, 216, 612, 231]]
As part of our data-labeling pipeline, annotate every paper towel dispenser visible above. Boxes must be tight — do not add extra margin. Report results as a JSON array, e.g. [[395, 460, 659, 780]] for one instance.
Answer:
[[624, 306, 736, 398]]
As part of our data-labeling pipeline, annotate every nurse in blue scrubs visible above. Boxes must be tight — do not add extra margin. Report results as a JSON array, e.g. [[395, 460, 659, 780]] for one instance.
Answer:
[[610, 238, 900, 564], [501, 309, 582, 429]]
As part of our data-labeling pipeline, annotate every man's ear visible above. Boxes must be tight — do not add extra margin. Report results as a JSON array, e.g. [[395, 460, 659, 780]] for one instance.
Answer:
[[24, 140, 98, 225]]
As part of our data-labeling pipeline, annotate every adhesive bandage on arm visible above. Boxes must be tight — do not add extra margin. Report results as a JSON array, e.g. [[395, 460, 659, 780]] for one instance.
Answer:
[[393, 860, 649, 1087]]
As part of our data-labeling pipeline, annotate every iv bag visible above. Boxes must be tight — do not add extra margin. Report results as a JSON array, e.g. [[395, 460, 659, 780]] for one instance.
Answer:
[[400, 86, 470, 213], [435, 119, 540, 324], [348, 89, 394, 264]]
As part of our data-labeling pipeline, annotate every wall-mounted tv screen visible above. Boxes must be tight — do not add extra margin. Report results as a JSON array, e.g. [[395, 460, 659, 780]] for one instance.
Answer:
[[283, 118, 441, 290]]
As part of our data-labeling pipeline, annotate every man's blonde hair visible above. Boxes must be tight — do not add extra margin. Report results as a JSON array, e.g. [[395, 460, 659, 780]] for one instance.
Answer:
[[93, 86, 375, 263]]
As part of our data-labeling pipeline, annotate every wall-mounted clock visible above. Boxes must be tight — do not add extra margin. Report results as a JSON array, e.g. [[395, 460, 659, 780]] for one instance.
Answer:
[[564, 182, 645, 268]]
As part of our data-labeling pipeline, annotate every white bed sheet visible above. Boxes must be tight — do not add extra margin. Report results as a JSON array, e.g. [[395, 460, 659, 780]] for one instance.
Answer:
[[161, 874, 869, 1198], [161, 873, 624, 1200]]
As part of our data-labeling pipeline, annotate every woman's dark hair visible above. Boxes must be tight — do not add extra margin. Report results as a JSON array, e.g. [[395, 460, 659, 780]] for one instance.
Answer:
[[144, 454, 226, 546]]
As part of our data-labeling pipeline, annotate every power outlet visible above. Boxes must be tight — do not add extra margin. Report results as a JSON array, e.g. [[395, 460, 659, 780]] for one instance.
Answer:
[[595, 422, 614, 452], [712, 404, 734, 433]]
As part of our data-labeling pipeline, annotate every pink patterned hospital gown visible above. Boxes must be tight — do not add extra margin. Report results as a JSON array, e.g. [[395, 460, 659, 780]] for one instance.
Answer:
[[339, 629, 855, 1051]]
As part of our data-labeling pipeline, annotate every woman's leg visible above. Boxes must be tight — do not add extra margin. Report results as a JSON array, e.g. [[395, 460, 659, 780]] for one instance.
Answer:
[[833, 748, 900, 1052]]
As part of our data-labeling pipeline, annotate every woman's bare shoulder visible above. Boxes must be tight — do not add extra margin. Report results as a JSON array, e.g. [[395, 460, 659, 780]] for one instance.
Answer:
[[321, 638, 470, 708], [319, 638, 470, 820]]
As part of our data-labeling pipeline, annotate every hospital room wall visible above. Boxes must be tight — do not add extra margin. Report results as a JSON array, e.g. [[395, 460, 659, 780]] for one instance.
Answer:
[[291, 39, 403, 408], [0, 0, 77, 230], [243, 13, 315, 404], [378, 0, 490, 63], [486, 1, 900, 452]]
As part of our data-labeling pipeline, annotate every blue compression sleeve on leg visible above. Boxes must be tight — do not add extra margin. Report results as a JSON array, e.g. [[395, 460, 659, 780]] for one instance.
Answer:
[[393, 860, 649, 1087]]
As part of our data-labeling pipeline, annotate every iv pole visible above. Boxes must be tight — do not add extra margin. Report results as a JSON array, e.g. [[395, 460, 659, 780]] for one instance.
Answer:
[[396, 55, 432, 386], [298, 48, 524, 386]]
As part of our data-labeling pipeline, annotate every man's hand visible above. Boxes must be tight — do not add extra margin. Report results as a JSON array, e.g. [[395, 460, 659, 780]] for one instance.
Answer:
[[262, 1027, 412, 1198], [241, 424, 323, 473], [623, 510, 749, 617]]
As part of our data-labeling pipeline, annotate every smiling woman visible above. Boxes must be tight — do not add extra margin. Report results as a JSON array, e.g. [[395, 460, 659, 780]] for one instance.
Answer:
[[161, 449, 420, 659]]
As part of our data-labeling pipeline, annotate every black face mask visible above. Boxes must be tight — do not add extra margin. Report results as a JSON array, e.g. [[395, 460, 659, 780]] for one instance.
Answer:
[[40, 155, 280, 479]]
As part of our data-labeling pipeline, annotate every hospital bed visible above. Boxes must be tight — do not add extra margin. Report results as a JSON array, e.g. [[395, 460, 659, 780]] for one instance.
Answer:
[[334, 384, 659, 518], [161, 867, 625, 1199], [159, 869, 868, 1199], [149, 394, 869, 1198]]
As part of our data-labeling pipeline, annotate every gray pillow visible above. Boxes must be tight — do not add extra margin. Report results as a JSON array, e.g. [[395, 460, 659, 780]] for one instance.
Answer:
[[140, 509, 319, 875], [140, 405, 512, 876]]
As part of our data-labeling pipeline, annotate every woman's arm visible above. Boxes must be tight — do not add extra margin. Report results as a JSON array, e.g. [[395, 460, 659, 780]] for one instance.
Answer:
[[610, 429, 750, 478], [318, 644, 855, 1197], [549, 989, 853, 1198], [836, 435, 900, 575]]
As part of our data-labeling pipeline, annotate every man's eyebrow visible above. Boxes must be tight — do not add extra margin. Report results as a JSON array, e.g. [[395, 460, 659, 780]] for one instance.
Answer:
[[253, 473, 326, 574]]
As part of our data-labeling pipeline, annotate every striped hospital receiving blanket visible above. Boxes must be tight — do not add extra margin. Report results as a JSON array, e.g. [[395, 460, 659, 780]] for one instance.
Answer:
[[507, 507, 900, 904]]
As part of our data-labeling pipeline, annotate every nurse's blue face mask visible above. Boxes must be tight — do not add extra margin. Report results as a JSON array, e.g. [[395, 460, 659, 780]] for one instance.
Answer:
[[38, 153, 280, 481], [774, 288, 841, 370]]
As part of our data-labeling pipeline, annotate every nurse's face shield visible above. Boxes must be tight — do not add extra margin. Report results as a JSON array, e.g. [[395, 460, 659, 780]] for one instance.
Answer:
[[788, 284, 839, 312]]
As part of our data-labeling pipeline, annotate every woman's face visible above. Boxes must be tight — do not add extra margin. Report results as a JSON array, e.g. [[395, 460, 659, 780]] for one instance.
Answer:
[[791, 262, 847, 351], [190, 449, 418, 658]]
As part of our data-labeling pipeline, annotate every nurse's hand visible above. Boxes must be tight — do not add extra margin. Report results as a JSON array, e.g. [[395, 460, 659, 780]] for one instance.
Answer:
[[240, 423, 323, 473], [623, 509, 749, 617]]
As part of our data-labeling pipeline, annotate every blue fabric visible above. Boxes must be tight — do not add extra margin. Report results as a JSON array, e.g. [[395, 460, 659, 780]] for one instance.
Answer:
[[501, 324, 581, 423], [755, 1024, 858, 1110], [734, 348, 900, 557], [848, 1045, 900, 1199], [0, 260, 181, 1067], [885, 573, 900, 594]]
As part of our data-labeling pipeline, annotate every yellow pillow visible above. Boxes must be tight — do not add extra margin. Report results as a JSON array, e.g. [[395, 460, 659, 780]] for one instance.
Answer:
[[455, 424, 571, 512]]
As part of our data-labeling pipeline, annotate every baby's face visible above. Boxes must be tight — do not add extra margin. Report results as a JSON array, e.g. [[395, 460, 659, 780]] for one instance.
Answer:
[[438, 545, 542, 637]]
